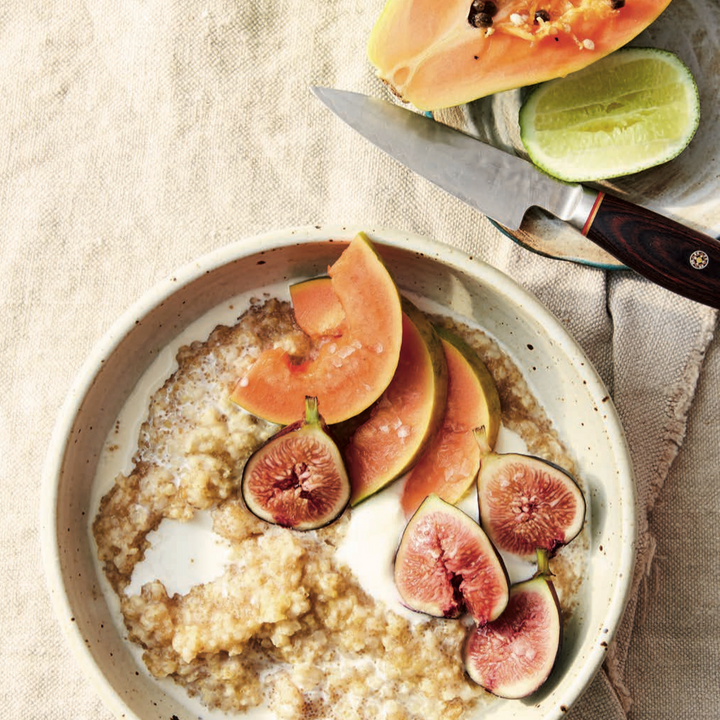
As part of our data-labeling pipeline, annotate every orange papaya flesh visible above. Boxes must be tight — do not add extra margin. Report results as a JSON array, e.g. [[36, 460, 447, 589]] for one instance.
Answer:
[[368, 0, 673, 110], [347, 299, 448, 506], [286, 275, 373, 447], [400, 329, 501, 516], [231, 233, 403, 426], [290, 276, 346, 338], [434, 325, 501, 449]]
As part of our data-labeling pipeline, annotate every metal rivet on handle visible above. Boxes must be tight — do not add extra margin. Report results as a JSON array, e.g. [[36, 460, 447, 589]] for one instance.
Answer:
[[689, 250, 710, 270]]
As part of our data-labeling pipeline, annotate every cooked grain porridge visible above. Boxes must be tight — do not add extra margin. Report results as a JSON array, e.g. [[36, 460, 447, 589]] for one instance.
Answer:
[[92, 293, 586, 720]]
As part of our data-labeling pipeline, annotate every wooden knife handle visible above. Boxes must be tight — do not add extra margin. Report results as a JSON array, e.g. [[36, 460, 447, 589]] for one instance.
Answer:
[[583, 192, 720, 309]]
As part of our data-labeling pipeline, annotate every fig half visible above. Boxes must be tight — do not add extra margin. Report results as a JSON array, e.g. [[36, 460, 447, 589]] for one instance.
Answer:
[[394, 494, 508, 625], [464, 550, 562, 699], [476, 428, 586, 562], [241, 396, 350, 530]]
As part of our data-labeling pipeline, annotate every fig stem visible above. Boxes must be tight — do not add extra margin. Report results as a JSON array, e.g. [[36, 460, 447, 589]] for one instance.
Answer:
[[535, 548, 553, 578], [304, 396, 321, 426], [472, 426, 492, 456]]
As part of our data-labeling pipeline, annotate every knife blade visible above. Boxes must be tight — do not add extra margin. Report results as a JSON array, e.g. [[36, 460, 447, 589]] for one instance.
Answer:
[[311, 86, 720, 309]]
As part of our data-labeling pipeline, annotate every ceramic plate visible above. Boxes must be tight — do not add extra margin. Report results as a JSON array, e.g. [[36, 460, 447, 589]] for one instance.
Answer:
[[41, 225, 636, 720], [431, 0, 720, 269]]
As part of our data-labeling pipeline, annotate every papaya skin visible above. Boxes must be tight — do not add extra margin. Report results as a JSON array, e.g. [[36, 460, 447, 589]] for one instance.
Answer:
[[230, 233, 403, 425], [368, 0, 674, 110]]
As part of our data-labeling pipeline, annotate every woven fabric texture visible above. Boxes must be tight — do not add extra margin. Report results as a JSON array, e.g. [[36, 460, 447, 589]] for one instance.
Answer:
[[1, 1, 718, 719]]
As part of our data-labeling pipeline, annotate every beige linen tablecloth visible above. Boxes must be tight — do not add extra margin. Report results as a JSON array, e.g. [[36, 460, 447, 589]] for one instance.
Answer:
[[2, 2, 718, 719]]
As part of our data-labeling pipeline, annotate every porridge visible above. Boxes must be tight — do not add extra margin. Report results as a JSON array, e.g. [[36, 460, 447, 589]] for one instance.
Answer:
[[93, 291, 586, 720]]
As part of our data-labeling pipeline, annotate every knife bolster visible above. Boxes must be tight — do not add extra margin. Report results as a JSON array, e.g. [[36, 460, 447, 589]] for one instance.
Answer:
[[563, 187, 604, 234], [581, 192, 605, 236]]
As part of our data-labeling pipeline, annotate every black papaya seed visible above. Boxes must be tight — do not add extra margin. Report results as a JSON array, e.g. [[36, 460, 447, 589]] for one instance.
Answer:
[[470, 11, 494, 27], [468, 0, 497, 27]]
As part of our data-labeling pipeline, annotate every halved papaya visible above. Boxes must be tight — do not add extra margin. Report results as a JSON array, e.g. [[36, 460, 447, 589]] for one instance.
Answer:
[[368, 0, 673, 110], [400, 327, 501, 516], [231, 233, 403, 425], [346, 298, 448, 505]]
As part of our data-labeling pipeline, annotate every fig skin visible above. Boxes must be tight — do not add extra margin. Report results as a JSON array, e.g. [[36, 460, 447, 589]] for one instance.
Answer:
[[241, 396, 351, 531], [393, 494, 509, 625], [464, 549, 562, 699], [475, 427, 586, 562]]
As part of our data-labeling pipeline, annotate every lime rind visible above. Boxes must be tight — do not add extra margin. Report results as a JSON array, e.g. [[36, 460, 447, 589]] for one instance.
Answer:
[[519, 48, 701, 183]]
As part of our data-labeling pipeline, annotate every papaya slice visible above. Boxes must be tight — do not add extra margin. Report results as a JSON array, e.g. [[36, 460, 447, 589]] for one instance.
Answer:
[[290, 276, 346, 338], [231, 233, 403, 425], [400, 327, 501, 516], [346, 298, 448, 505], [288, 278, 449, 505], [286, 276, 366, 446], [368, 0, 673, 110]]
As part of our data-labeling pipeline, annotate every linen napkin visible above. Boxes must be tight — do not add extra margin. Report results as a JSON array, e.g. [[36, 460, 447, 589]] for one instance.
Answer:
[[0, 1, 716, 719]]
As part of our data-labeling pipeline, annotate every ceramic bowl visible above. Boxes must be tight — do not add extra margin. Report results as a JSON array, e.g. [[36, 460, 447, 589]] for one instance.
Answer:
[[41, 225, 636, 720]]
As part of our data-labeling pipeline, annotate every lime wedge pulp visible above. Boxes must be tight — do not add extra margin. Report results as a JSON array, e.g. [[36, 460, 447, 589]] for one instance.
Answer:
[[519, 47, 700, 183]]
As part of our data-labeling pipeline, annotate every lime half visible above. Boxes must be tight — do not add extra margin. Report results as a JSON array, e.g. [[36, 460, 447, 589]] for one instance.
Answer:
[[519, 48, 700, 183]]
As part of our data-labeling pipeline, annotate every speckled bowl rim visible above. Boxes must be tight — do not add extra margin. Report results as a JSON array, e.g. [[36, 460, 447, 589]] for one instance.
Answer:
[[41, 224, 637, 720]]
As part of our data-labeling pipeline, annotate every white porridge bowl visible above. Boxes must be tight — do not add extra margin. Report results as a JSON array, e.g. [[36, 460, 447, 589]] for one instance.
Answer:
[[41, 224, 636, 720]]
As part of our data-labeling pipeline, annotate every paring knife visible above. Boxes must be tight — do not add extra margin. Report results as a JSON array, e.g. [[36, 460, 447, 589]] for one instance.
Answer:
[[311, 86, 720, 309]]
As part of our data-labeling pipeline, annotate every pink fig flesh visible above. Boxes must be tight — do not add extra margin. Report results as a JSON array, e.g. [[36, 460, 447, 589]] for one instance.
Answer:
[[394, 494, 508, 625], [477, 444, 586, 562], [464, 571, 561, 698], [241, 397, 350, 530]]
